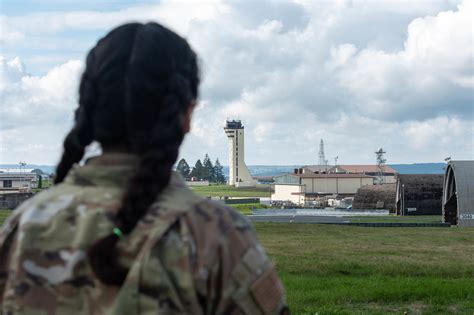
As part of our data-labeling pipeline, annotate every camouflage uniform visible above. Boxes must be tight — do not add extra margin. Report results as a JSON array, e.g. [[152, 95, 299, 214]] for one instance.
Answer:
[[0, 154, 288, 314]]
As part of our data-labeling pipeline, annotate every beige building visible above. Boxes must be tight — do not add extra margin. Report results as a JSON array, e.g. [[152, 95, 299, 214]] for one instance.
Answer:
[[272, 184, 306, 204], [0, 173, 38, 192], [272, 169, 374, 205], [224, 120, 257, 187]]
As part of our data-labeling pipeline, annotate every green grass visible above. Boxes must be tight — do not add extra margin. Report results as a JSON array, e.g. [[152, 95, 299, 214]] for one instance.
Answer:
[[32, 178, 53, 193], [348, 215, 442, 224], [255, 223, 474, 314], [41, 179, 52, 188], [190, 184, 271, 197], [0, 210, 11, 226], [229, 203, 269, 215], [2, 209, 472, 313]]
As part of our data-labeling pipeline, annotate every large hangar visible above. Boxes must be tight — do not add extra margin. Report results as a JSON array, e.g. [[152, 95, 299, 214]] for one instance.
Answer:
[[353, 183, 397, 213], [443, 160, 474, 227], [396, 174, 444, 215]]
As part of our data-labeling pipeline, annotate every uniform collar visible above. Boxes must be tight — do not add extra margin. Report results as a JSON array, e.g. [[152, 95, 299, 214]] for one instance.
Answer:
[[64, 153, 185, 189], [86, 153, 139, 167]]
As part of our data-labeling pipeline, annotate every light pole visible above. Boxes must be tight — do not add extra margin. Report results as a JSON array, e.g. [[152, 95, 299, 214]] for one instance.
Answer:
[[401, 184, 405, 216], [325, 159, 328, 193]]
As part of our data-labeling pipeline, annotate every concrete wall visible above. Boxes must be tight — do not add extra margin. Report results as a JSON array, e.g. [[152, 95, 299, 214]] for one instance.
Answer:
[[185, 181, 209, 186], [271, 184, 304, 204], [0, 192, 33, 209]]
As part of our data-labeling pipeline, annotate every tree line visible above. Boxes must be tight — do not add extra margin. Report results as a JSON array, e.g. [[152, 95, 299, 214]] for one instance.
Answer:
[[176, 154, 226, 184]]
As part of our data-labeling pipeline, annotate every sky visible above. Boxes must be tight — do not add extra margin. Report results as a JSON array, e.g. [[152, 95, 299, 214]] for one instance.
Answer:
[[0, 0, 473, 166]]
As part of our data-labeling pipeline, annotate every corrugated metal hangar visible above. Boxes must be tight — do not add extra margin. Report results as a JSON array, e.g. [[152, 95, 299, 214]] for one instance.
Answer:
[[443, 160, 474, 227]]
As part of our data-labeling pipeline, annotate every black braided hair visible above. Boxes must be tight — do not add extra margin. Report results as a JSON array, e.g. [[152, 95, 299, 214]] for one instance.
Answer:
[[54, 23, 199, 285], [54, 74, 97, 184]]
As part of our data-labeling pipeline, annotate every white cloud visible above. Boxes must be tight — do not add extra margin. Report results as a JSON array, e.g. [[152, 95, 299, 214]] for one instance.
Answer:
[[330, 0, 473, 121], [1, 1, 226, 35], [0, 16, 25, 45], [1, 0, 472, 165], [0, 56, 82, 164]]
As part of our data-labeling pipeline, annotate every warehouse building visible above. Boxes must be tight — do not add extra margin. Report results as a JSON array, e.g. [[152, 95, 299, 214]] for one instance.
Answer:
[[0, 171, 38, 209], [353, 183, 397, 212], [0, 172, 38, 192], [442, 160, 474, 227], [272, 168, 374, 205], [396, 174, 444, 215]]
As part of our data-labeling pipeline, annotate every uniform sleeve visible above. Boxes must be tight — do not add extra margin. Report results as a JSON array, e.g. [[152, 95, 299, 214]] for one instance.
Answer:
[[0, 211, 21, 304], [185, 201, 289, 315]]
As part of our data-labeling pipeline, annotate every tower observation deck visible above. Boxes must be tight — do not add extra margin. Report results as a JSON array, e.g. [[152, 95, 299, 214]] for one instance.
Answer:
[[224, 120, 257, 186]]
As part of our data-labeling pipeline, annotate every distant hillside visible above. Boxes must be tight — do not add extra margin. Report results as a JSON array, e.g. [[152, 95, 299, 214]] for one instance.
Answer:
[[390, 163, 446, 174], [224, 165, 298, 177], [0, 164, 56, 175], [243, 163, 447, 177], [0, 163, 447, 177]]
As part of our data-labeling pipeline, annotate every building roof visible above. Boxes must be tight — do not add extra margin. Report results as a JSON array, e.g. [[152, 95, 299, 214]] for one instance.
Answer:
[[335, 164, 397, 174], [0, 168, 35, 173], [0, 173, 37, 179], [303, 165, 334, 173], [295, 173, 374, 179]]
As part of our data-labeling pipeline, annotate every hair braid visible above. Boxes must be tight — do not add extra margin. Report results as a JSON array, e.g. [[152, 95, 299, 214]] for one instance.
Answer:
[[88, 73, 195, 285], [55, 22, 199, 285], [54, 74, 97, 184]]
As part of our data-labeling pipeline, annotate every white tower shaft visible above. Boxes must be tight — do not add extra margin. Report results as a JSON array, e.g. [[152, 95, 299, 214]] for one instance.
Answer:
[[224, 120, 256, 186]]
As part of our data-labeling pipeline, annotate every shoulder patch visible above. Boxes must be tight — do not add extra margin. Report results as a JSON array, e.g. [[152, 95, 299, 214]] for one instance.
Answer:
[[250, 268, 284, 314]]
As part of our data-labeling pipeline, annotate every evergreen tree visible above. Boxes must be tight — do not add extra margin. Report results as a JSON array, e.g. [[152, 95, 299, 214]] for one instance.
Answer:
[[190, 159, 204, 180], [213, 158, 226, 184], [176, 158, 191, 179], [203, 154, 214, 182], [38, 175, 43, 189]]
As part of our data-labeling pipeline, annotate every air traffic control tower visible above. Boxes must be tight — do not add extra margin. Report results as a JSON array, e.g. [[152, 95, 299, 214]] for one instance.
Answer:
[[224, 120, 257, 186]]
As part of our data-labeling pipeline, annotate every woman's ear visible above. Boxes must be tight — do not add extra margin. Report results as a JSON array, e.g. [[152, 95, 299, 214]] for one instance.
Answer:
[[183, 100, 196, 134]]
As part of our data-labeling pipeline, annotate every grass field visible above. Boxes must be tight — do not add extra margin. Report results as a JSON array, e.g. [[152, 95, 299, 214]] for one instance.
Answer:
[[32, 178, 52, 193], [255, 223, 474, 314], [348, 215, 442, 223], [227, 203, 269, 215], [2, 210, 472, 314], [190, 184, 271, 197], [0, 210, 10, 226]]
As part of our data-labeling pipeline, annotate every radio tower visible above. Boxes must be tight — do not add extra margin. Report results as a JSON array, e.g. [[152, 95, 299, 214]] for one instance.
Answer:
[[375, 148, 386, 184], [318, 139, 326, 166]]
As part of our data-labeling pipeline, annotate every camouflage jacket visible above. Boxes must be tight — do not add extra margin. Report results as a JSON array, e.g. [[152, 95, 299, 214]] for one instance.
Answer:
[[0, 154, 288, 315]]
